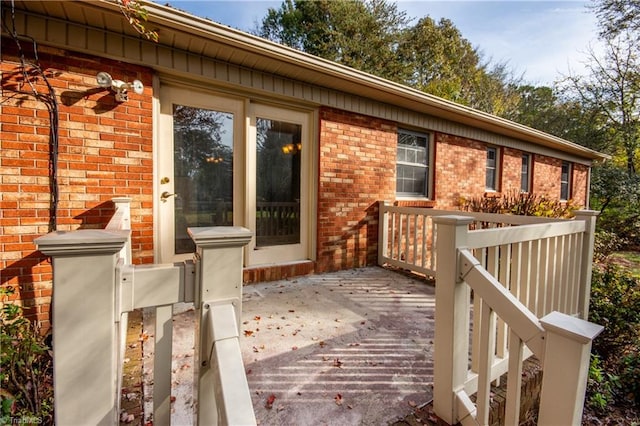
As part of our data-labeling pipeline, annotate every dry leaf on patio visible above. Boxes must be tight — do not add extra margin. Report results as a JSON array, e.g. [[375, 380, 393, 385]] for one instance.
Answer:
[[244, 330, 254, 337], [265, 394, 276, 409], [334, 394, 343, 406], [254, 315, 261, 321], [333, 358, 343, 368]]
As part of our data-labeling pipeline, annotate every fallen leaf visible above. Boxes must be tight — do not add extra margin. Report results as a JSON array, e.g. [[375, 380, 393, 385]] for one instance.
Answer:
[[319, 341, 327, 348], [334, 394, 343, 406], [265, 394, 276, 409], [254, 315, 261, 321], [244, 330, 254, 337], [170, 396, 176, 403], [333, 358, 343, 368]]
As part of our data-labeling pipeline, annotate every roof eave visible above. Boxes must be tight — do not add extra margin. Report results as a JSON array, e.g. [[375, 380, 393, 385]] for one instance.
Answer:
[[87, 0, 607, 161]]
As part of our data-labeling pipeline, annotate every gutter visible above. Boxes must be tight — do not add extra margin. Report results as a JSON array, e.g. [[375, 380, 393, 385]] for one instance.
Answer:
[[91, 0, 607, 161]]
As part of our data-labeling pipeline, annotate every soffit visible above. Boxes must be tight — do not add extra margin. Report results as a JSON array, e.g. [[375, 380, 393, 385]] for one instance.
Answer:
[[7, 0, 607, 162]]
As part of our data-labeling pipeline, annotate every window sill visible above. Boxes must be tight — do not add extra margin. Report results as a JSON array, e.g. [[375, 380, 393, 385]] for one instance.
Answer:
[[394, 199, 436, 208]]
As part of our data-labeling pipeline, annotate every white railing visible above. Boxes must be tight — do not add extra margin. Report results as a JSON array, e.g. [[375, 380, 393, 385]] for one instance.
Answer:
[[377, 202, 566, 278], [432, 214, 603, 426], [35, 198, 257, 426]]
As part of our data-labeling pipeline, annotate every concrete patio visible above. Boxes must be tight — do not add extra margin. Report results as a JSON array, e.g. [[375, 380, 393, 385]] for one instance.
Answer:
[[141, 266, 437, 425]]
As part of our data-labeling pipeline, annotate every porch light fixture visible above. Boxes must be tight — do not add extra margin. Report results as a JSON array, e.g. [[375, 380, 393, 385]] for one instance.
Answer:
[[96, 71, 144, 102]]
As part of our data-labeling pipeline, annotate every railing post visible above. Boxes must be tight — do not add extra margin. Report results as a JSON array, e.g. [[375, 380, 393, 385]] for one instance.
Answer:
[[538, 311, 603, 425], [574, 210, 598, 319], [378, 201, 390, 266], [432, 216, 474, 425], [35, 229, 128, 426], [110, 197, 132, 264], [189, 226, 254, 425]]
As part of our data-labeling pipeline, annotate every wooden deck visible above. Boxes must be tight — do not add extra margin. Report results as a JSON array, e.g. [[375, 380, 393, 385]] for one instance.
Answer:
[[138, 267, 437, 425]]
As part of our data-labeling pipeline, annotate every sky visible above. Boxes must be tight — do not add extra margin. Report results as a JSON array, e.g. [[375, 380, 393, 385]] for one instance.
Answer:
[[159, 0, 602, 86]]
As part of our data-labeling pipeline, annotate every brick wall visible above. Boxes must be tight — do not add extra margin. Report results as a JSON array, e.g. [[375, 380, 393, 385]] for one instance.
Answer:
[[572, 163, 589, 206], [1, 42, 154, 329], [315, 107, 397, 272], [433, 133, 487, 209]]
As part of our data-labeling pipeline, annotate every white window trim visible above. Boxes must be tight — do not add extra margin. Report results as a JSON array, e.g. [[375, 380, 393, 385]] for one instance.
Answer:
[[521, 153, 531, 193], [560, 161, 572, 201], [486, 146, 500, 192], [396, 129, 433, 199]]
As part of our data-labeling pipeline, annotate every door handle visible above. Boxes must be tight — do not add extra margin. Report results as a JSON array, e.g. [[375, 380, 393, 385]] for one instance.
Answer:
[[160, 191, 177, 202]]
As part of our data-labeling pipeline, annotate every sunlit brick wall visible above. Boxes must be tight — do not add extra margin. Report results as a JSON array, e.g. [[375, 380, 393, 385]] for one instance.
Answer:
[[433, 133, 487, 209], [316, 107, 397, 272], [0, 42, 154, 329]]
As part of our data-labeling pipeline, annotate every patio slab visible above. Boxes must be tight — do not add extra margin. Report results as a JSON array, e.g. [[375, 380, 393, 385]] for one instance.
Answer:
[[142, 266, 436, 425]]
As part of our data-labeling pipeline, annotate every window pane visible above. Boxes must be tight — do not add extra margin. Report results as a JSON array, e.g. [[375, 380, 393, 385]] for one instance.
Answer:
[[397, 164, 427, 194], [560, 162, 571, 200], [486, 147, 497, 190], [397, 130, 429, 197], [173, 105, 234, 254], [255, 118, 301, 247], [521, 154, 530, 192]]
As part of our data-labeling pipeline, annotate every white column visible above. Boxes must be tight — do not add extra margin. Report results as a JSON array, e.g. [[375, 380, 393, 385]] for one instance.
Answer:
[[189, 226, 254, 425], [35, 229, 128, 426], [432, 216, 474, 425], [538, 311, 603, 425], [574, 210, 598, 319]]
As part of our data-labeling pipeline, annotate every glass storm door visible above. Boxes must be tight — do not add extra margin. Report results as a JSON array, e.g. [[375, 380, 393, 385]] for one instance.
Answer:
[[247, 104, 310, 265], [158, 86, 243, 262]]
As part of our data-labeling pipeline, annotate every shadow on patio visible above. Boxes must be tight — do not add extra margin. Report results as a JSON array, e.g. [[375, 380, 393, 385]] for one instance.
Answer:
[[145, 267, 436, 425]]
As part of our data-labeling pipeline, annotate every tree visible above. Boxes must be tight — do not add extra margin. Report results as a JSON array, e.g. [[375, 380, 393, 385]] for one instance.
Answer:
[[257, 0, 410, 82], [508, 85, 609, 151], [592, 0, 640, 40], [560, 31, 639, 175], [401, 17, 479, 100]]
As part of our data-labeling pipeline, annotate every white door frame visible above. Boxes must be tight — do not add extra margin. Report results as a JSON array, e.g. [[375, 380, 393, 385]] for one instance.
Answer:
[[153, 81, 316, 266]]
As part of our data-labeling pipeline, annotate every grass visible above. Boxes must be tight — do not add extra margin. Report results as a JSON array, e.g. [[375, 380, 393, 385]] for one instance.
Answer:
[[609, 251, 640, 278]]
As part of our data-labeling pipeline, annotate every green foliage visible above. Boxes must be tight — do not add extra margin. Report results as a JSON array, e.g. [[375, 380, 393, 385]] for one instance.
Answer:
[[587, 354, 619, 413], [256, 0, 521, 116], [459, 191, 579, 218], [0, 287, 53, 425], [116, 0, 159, 42], [588, 264, 640, 408], [258, 0, 410, 83], [594, 230, 626, 262]]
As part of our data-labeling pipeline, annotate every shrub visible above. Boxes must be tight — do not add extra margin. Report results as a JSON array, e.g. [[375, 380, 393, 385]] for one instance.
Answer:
[[459, 191, 579, 218], [0, 287, 54, 425], [588, 264, 640, 409], [593, 230, 626, 262]]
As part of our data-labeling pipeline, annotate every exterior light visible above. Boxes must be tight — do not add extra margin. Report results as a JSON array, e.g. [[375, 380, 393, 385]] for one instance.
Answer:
[[96, 72, 144, 102]]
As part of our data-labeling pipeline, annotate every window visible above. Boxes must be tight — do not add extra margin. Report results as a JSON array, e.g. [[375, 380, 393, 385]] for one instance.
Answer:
[[521, 153, 531, 192], [486, 147, 499, 191], [396, 129, 430, 197], [560, 161, 572, 200]]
